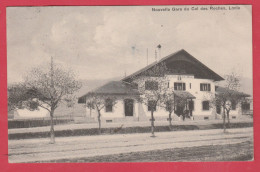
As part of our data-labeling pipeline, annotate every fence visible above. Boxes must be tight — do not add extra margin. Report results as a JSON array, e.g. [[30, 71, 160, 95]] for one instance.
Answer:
[[8, 116, 74, 129]]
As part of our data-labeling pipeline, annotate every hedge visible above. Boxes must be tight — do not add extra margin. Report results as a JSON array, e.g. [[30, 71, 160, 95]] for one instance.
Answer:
[[8, 122, 253, 140]]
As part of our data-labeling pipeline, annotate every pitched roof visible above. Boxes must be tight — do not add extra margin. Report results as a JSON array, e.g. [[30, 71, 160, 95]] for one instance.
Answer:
[[122, 49, 224, 81], [215, 86, 250, 97], [92, 81, 139, 94], [173, 91, 196, 99], [78, 81, 140, 103]]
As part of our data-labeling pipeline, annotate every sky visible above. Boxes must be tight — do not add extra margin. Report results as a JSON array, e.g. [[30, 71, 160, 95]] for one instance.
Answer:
[[7, 5, 252, 84]]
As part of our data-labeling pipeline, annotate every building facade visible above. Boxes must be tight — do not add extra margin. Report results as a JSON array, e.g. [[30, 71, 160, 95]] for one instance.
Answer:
[[78, 49, 251, 123]]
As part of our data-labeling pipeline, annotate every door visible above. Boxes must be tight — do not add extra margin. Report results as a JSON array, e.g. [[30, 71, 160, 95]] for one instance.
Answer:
[[175, 105, 184, 117], [124, 99, 134, 116], [216, 104, 221, 114], [188, 100, 194, 116]]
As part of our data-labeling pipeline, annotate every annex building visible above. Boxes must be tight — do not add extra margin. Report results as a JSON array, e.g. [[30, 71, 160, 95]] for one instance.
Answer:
[[78, 49, 251, 123]]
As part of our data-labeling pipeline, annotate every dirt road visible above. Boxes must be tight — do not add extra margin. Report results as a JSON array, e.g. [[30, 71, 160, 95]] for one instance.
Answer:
[[8, 127, 253, 163]]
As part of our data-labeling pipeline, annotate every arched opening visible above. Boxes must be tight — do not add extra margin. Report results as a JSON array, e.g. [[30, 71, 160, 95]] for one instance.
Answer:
[[124, 99, 134, 116]]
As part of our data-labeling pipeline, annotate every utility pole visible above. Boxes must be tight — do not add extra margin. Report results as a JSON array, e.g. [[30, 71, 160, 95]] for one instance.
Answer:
[[146, 48, 148, 66], [155, 50, 157, 61]]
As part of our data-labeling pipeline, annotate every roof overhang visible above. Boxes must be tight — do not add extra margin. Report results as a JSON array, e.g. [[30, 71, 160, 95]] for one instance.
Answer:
[[122, 49, 224, 82], [173, 91, 196, 99], [215, 86, 251, 98]]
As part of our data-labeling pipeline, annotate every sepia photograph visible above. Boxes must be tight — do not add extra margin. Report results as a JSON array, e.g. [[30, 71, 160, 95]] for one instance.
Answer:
[[6, 5, 253, 163]]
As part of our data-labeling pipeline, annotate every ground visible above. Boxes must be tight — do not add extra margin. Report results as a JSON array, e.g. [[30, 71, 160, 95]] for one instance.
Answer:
[[8, 118, 252, 134], [8, 127, 253, 163], [50, 141, 253, 162]]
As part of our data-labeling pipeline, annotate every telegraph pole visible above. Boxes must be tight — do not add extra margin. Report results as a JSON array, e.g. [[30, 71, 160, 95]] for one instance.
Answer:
[[146, 48, 148, 66]]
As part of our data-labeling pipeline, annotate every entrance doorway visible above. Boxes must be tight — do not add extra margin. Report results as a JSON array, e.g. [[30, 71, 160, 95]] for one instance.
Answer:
[[188, 100, 194, 116], [124, 99, 134, 116], [216, 104, 221, 114]]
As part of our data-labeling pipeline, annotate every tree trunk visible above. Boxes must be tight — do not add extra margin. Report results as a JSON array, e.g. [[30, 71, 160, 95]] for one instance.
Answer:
[[151, 110, 155, 137], [50, 110, 55, 144], [97, 110, 101, 134], [223, 107, 226, 133], [227, 110, 230, 128], [169, 112, 172, 129]]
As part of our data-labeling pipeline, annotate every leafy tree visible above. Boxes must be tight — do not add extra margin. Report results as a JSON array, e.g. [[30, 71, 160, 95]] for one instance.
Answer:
[[13, 57, 81, 143], [86, 101, 95, 118], [8, 83, 29, 112], [164, 95, 175, 128], [213, 72, 244, 132], [86, 93, 117, 134], [131, 62, 169, 137]]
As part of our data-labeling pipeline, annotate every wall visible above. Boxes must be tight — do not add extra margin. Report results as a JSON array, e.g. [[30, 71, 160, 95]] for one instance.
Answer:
[[84, 75, 248, 122], [85, 95, 139, 123], [215, 101, 245, 120], [133, 74, 217, 119]]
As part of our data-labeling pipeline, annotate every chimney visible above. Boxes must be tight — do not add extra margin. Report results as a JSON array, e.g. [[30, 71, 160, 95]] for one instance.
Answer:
[[146, 48, 149, 66], [157, 44, 162, 60]]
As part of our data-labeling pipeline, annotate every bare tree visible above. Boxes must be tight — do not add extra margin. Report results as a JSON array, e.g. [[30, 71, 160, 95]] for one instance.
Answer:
[[214, 72, 243, 132], [20, 57, 81, 143], [86, 93, 117, 134], [131, 62, 169, 137]]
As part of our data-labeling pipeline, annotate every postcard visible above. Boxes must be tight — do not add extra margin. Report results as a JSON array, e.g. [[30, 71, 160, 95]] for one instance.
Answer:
[[1, 2, 258, 172]]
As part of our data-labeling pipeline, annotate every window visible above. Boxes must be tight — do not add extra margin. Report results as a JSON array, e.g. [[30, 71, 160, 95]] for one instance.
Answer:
[[174, 82, 186, 91], [202, 101, 210, 110], [105, 99, 113, 112], [216, 104, 221, 114], [145, 81, 158, 90], [167, 82, 170, 88], [190, 83, 191, 89], [215, 86, 218, 91], [148, 100, 156, 111], [131, 82, 138, 89], [231, 100, 236, 110], [242, 103, 250, 111], [200, 83, 211, 91]]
